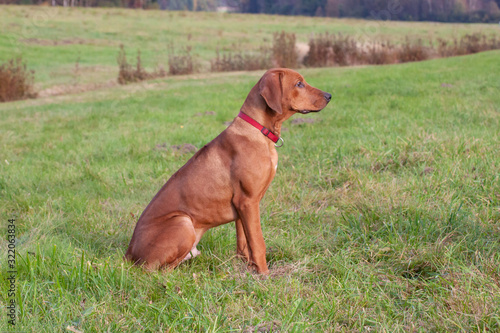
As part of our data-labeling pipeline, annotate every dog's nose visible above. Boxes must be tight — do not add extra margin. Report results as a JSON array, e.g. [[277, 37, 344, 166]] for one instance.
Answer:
[[324, 92, 332, 102]]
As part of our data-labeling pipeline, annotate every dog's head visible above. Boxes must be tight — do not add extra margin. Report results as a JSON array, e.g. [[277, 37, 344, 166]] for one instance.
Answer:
[[258, 68, 331, 115]]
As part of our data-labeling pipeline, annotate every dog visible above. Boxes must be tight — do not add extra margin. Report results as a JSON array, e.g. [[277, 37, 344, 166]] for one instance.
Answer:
[[125, 68, 331, 274]]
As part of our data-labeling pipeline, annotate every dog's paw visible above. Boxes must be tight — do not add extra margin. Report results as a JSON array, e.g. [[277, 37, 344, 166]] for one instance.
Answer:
[[181, 247, 201, 263], [236, 251, 250, 262]]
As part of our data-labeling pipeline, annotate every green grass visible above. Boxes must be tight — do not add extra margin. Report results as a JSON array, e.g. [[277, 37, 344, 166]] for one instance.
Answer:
[[1, 5, 499, 90], [1, 5, 500, 332], [1, 47, 499, 331]]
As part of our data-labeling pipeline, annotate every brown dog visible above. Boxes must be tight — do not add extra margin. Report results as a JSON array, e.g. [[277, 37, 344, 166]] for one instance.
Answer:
[[125, 68, 331, 274]]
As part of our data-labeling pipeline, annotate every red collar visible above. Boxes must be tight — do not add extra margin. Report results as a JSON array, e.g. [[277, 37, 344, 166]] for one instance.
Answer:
[[238, 111, 280, 144]]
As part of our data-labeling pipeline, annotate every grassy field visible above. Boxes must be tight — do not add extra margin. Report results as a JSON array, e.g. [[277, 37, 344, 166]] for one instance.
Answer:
[[1, 5, 500, 332], [1, 5, 499, 90]]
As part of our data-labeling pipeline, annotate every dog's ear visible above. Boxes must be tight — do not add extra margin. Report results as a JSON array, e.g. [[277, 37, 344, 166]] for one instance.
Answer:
[[259, 71, 283, 114]]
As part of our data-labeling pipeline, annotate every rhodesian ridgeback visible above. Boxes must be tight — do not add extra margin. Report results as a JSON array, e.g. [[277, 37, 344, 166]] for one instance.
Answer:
[[125, 68, 331, 274]]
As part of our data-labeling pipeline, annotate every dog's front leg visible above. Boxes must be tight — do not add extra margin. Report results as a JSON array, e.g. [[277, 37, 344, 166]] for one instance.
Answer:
[[235, 217, 250, 261], [235, 200, 269, 274]]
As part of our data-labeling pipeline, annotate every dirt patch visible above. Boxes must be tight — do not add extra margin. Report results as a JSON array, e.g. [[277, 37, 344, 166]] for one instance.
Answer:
[[154, 143, 198, 154], [290, 117, 321, 125]]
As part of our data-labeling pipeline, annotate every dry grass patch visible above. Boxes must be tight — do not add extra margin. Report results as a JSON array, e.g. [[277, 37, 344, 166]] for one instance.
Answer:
[[117, 45, 166, 84], [168, 44, 200, 76], [437, 33, 500, 57], [305, 32, 499, 67], [211, 47, 272, 72], [272, 31, 298, 68], [0, 56, 37, 102]]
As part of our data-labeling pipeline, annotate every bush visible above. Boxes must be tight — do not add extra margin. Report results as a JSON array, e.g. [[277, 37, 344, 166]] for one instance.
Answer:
[[168, 45, 199, 76], [330, 34, 362, 66], [117, 32, 500, 83], [437, 33, 500, 58], [363, 42, 398, 65], [305, 33, 364, 67], [304, 33, 335, 67], [117, 45, 166, 85], [437, 38, 458, 57], [272, 31, 298, 68], [397, 38, 429, 63], [0, 57, 37, 103], [210, 46, 272, 72]]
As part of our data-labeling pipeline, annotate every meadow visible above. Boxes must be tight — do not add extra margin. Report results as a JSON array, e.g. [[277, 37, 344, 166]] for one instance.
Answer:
[[1, 5, 499, 90], [1, 5, 500, 332]]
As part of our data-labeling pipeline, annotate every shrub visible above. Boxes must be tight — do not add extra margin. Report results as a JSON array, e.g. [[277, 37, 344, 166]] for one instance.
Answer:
[[0, 57, 37, 103], [397, 38, 430, 63], [272, 31, 298, 68], [168, 45, 199, 76], [118, 32, 500, 82], [305, 33, 364, 67], [363, 42, 398, 65], [330, 34, 362, 66], [437, 38, 458, 57], [437, 33, 500, 57], [305, 35, 432, 66], [210, 46, 272, 72], [117, 45, 166, 85], [304, 33, 335, 67]]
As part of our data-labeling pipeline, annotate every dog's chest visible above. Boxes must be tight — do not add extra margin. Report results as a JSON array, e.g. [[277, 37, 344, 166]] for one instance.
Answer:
[[271, 150, 279, 172]]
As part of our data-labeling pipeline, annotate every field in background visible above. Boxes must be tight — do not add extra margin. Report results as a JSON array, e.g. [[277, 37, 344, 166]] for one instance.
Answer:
[[1, 5, 500, 332], [1, 5, 499, 91]]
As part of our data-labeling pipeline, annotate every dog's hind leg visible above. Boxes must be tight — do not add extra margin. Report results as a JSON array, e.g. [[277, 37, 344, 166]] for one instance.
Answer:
[[127, 215, 196, 270]]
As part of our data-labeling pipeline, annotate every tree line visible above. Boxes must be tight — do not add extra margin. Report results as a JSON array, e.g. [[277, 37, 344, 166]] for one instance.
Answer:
[[2, 0, 500, 23], [238, 0, 500, 22]]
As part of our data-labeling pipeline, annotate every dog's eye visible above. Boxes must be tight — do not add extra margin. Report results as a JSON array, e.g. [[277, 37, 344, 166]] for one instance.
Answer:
[[296, 81, 305, 88]]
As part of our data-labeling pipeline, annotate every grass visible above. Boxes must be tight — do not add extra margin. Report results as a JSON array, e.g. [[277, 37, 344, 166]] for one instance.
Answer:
[[1, 5, 500, 332], [1, 6, 499, 90], [1, 47, 499, 331]]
